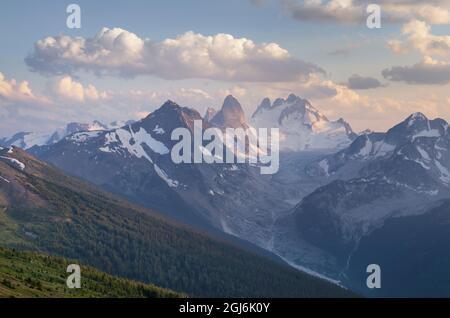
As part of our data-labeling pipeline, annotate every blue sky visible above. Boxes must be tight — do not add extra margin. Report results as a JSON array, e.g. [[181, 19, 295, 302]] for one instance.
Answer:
[[0, 0, 449, 135], [0, 0, 410, 81]]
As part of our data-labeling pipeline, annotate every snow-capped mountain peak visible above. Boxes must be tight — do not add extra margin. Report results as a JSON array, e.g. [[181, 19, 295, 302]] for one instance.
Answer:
[[385, 112, 448, 146], [310, 112, 450, 192], [142, 99, 204, 134], [407, 112, 428, 126], [251, 94, 355, 151]]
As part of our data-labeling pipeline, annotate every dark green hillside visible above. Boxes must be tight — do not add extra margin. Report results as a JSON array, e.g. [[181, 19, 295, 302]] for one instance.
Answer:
[[0, 247, 182, 298], [0, 147, 353, 297]]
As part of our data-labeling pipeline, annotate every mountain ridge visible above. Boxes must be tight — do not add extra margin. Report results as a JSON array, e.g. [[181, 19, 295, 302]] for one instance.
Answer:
[[0, 120, 135, 150]]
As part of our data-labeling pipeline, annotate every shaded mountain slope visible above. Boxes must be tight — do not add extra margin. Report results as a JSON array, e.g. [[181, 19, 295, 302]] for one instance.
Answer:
[[346, 199, 450, 297], [0, 146, 353, 298], [273, 113, 450, 296]]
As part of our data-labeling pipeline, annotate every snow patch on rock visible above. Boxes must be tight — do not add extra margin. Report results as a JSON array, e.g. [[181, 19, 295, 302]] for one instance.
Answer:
[[70, 131, 102, 143], [0, 175, 10, 183], [154, 164, 179, 188], [0, 156, 25, 170], [153, 125, 165, 135]]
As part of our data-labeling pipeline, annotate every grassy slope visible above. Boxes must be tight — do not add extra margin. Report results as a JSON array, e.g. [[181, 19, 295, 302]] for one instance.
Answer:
[[0, 147, 354, 298], [0, 247, 182, 298]]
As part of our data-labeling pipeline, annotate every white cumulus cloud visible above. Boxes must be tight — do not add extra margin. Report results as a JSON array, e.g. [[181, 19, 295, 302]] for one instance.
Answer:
[[51, 76, 109, 102], [388, 20, 450, 56], [25, 28, 324, 82], [0, 72, 49, 105]]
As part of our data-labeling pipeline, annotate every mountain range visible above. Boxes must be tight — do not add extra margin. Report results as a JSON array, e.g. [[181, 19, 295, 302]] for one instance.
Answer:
[[0, 120, 135, 150], [276, 111, 450, 296], [2, 93, 450, 297], [0, 145, 351, 297], [30, 95, 355, 244]]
